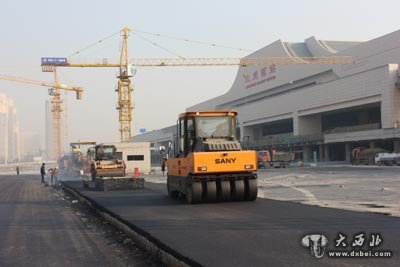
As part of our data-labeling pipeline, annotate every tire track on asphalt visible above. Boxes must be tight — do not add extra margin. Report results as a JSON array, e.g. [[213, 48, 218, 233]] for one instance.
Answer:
[[258, 174, 319, 203]]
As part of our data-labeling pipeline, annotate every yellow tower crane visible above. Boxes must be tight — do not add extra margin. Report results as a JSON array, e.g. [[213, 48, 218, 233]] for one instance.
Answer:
[[41, 27, 355, 142], [0, 72, 83, 159]]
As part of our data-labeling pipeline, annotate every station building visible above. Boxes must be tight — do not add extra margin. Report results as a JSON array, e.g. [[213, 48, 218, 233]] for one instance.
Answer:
[[132, 30, 400, 162]]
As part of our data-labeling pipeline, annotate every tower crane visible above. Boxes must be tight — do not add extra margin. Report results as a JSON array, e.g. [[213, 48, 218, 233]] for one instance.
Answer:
[[0, 71, 83, 159], [41, 27, 355, 142]]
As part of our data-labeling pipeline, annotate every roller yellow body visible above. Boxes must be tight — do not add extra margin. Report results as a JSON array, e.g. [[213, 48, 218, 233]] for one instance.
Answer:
[[168, 151, 257, 177]]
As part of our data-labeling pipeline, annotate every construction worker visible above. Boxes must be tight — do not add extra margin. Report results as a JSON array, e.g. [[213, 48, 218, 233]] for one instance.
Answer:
[[40, 163, 46, 184], [91, 164, 96, 181], [49, 167, 58, 185], [161, 158, 167, 177]]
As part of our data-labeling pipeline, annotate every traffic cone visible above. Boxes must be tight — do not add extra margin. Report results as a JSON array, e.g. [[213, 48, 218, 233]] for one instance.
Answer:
[[133, 167, 140, 178]]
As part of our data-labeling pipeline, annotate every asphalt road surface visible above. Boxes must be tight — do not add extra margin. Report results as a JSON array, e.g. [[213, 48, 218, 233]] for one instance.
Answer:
[[64, 180, 400, 267], [257, 166, 400, 214], [0, 175, 161, 267], [146, 165, 400, 216]]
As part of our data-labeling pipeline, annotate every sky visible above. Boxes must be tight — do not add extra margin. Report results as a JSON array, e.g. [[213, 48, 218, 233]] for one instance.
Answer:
[[0, 0, 399, 148]]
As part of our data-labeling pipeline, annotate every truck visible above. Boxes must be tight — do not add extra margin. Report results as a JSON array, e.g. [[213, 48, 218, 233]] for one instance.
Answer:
[[375, 153, 400, 166], [257, 150, 271, 168], [91, 144, 126, 179], [272, 151, 294, 168], [352, 147, 388, 165], [167, 111, 258, 204], [257, 150, 293, 168]]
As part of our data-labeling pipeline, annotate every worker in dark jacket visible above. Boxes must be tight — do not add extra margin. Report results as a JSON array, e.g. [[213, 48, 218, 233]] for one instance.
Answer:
[[161, 158, 167, 177], [40, 163, 46, 184]]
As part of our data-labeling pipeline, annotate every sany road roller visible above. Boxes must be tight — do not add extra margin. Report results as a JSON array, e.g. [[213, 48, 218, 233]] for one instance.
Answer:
[[167, 111, 258, 204]]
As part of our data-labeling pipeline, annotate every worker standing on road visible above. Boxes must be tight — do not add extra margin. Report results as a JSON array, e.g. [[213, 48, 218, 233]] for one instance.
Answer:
[[48, 167, 58, 185], [53, 167, 58, 185], [161, 158, 166, 177], [16, 166, 20, 175], [268, 148, 275, 167], [91, 165, 96, 182], [40, 163, 46, 184]]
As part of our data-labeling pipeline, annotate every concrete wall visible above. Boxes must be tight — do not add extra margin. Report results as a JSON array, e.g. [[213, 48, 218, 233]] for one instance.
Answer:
[[297, 114, 322, 135], [237, 64, 394, 141], [111, 142, 151, 175], [381, 65, 400, 129], [325, 128, 400, 143]]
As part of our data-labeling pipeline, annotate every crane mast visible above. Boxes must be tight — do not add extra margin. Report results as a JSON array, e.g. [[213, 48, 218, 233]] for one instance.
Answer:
[[117, 27, 133, 142], [51, 69, 63, 159]]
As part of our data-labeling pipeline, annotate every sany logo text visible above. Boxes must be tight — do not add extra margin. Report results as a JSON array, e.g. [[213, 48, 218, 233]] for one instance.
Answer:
[[215, 158, 237, 164]]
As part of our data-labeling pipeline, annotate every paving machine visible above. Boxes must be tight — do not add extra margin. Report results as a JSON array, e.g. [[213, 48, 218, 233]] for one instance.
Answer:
[[59, 141, 96, 177], [167, 111, 258, 204], [91, 144, 126, 179]]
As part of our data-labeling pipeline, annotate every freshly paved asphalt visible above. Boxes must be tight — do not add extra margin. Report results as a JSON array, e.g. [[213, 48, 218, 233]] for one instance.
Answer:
[[64, 180, 400, 267], [0, 175, 151, 267]]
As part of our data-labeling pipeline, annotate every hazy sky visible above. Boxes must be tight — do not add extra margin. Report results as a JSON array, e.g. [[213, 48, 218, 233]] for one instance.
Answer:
[[1, 0, 399, 147]]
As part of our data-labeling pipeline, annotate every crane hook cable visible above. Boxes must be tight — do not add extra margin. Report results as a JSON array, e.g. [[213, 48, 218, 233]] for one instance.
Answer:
[[66, 27, 251, 61], [131, 32, 185, 59], [132, 28, 252, 52], [68, 30, 121, 58]]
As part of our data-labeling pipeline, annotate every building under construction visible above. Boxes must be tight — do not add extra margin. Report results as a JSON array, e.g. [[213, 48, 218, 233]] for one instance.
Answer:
[[132, 29, 400, 162]]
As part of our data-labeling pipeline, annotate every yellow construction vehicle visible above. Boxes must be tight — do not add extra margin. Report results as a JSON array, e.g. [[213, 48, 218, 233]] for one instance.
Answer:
[[167, 111, 258, 204], [59, 142, 96, 177], [91, 144, 126, 179]]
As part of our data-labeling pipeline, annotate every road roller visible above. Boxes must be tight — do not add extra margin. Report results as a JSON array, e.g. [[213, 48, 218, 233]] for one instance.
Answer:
[[167, 111, 258, 204], [91, 144, 126, 178]]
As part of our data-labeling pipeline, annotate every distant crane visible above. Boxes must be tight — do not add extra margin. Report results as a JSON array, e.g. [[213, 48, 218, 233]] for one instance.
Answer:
[[42, 27, 133, 142], [0, 71, 83, 159], [41, 27, 355, 142]]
